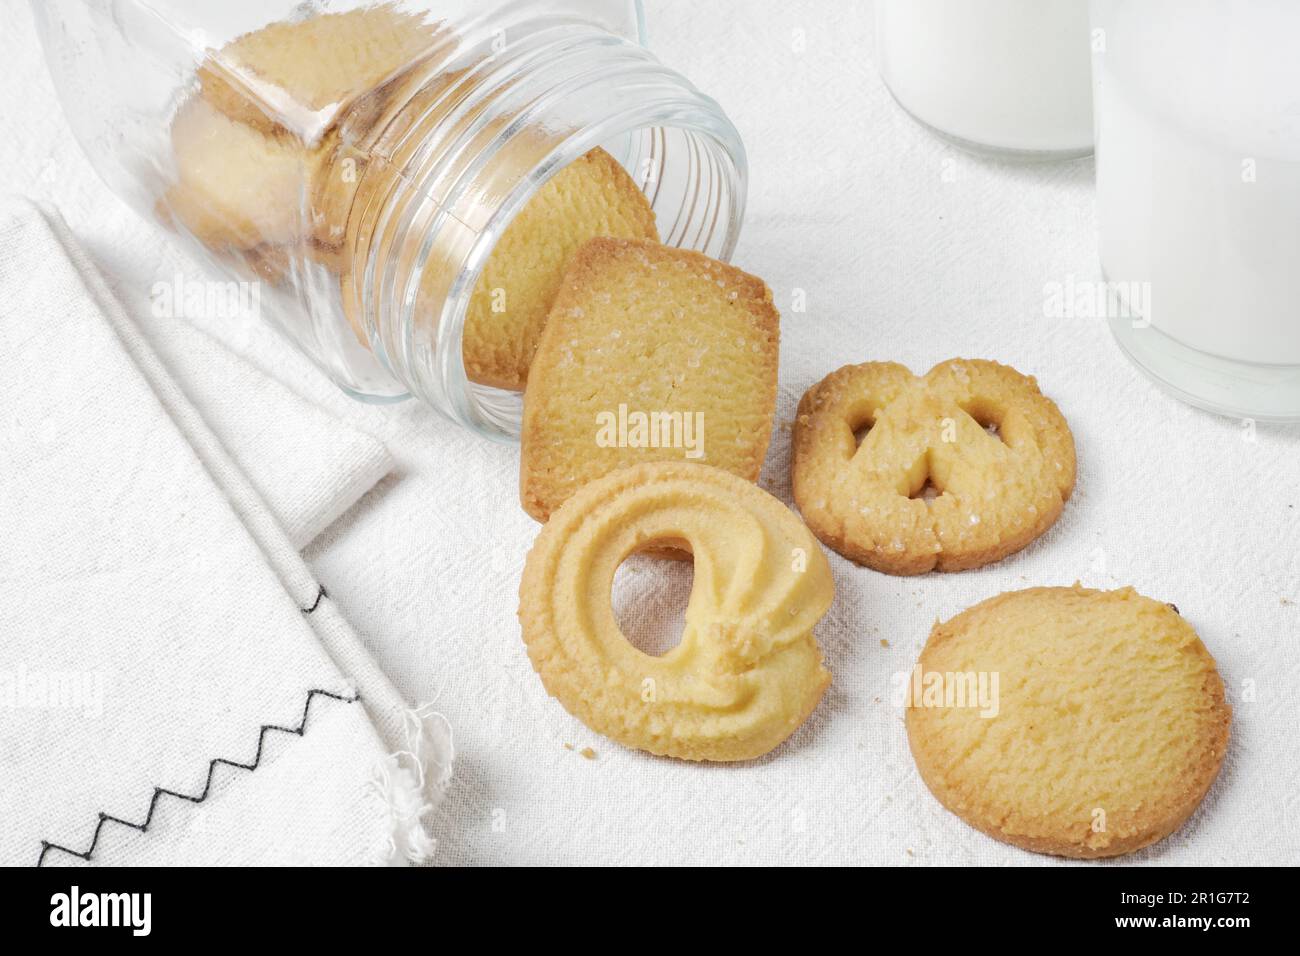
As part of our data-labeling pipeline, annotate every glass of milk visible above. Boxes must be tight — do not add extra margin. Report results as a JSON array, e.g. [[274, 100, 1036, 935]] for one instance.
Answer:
[[1094, 0, 1300, 421], [875, 0, 1094, 158]]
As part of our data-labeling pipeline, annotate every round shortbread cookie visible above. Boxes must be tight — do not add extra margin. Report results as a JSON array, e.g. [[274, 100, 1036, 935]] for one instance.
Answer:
[[518, 461, 834, 762], [905, 586, 1231, 858], [792, 359, 1076, 574]]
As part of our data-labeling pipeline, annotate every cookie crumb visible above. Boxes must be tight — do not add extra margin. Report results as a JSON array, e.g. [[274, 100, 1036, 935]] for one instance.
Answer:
[[579, 747, 597, 760], [563, 743, 574, 751], [880, 638, 890, 648]]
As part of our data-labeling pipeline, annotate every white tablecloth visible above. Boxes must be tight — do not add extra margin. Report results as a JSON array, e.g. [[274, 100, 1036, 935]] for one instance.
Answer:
[[3, 0, 1297, 865]]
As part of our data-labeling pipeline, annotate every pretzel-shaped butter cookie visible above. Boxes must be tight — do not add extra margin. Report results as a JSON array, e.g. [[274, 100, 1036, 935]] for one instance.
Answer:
[[519, 461, 834, 762], [792, 359, 1075, 575]]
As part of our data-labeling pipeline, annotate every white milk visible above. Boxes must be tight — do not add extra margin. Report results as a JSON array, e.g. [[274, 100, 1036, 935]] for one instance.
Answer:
[[875, 0, 1093, 156], [1094, 0, 1300, 367]]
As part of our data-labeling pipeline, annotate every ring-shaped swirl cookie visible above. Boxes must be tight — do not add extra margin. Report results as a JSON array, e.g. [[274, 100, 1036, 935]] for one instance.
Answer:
[[519, 462, 834, 762]]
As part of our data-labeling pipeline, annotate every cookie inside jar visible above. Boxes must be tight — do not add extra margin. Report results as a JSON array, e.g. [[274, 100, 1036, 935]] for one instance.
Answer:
[[150, 0, 748, 434]]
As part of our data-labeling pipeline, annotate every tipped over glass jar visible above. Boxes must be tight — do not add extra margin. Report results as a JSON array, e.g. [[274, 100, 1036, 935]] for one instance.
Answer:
[[33, 0, 747, 440]]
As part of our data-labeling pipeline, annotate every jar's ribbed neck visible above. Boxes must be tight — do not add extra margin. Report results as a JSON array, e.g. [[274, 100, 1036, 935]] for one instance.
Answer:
[[348, 15, 747, 440]]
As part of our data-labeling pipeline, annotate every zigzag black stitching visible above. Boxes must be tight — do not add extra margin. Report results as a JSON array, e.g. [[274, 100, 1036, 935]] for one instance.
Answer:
[[36, 688, 360, 867], [301, 585, 327, 614]]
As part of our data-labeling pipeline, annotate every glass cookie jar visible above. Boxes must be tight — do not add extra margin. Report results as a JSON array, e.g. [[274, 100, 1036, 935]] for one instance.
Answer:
[[33, 0, 747, 440]]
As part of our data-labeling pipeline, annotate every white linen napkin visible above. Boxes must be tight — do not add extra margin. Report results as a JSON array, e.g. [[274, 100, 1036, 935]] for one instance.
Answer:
[[0, 198, 450, 866], [141, 311, 395, 551]]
